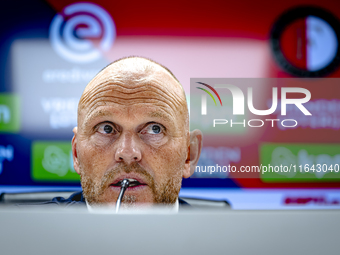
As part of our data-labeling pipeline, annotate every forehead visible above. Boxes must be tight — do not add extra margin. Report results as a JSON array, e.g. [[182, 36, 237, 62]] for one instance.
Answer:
[[83, 104, 174, 131], [78, 62, 187, 128]]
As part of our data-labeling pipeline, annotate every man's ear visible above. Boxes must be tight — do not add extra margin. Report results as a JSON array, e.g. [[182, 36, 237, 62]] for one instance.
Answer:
[[71, 127, 81, 175], [183, 129, 203, 178]]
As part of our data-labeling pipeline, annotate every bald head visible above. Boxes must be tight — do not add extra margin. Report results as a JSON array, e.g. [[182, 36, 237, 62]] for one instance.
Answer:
[[80, 57, 185, 111], [77, 57, 188, 134]]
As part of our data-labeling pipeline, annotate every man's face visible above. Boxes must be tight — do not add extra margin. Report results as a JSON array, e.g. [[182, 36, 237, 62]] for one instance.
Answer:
[[72, 60, 190, 207]]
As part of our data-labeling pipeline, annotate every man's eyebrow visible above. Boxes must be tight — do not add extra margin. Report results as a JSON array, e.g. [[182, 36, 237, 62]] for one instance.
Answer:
[[148, 111, 172, 122], [83, 110, 113, 128]]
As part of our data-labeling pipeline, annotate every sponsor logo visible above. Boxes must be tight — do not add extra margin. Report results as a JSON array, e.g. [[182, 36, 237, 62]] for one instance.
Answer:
[[284, 196, 340, 205], [41, 97, 78, 129], [270, 6, 340, 77], [260, 143, 340, 181], [42, 67, 98, 83], [0, 145, 14, 175], [32, 141, 79, 181], [0, 94, 20, 133], [49, 2, 116, 63]]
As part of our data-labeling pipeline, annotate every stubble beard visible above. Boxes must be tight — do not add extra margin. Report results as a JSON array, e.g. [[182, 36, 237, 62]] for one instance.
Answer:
[[80, 162, 182, 207]]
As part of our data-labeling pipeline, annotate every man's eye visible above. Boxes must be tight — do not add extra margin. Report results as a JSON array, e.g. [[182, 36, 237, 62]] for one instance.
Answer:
[[143, 124, 163, 134], [97, 123, 115, 134]]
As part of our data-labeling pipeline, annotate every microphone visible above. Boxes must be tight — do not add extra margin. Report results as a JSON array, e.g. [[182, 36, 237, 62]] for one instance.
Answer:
[[115, 179, 130, 213]]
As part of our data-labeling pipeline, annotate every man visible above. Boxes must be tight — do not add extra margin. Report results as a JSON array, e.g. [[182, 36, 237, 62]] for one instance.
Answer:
[[47, 56, 202, 211]]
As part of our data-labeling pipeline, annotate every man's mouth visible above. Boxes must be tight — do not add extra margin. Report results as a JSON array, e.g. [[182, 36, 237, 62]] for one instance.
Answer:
[[111, 178, 146, 188]]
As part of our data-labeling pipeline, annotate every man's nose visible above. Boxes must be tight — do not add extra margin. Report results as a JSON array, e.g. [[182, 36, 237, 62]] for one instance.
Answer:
[[115, 132, 142, 164]]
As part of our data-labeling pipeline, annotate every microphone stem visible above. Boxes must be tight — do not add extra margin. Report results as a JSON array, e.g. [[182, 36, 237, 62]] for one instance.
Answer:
[[115, 179, 130, 213]]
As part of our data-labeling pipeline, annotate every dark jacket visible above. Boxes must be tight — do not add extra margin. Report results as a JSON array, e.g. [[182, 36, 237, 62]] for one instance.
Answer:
[[41, 191, 190, 209]]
